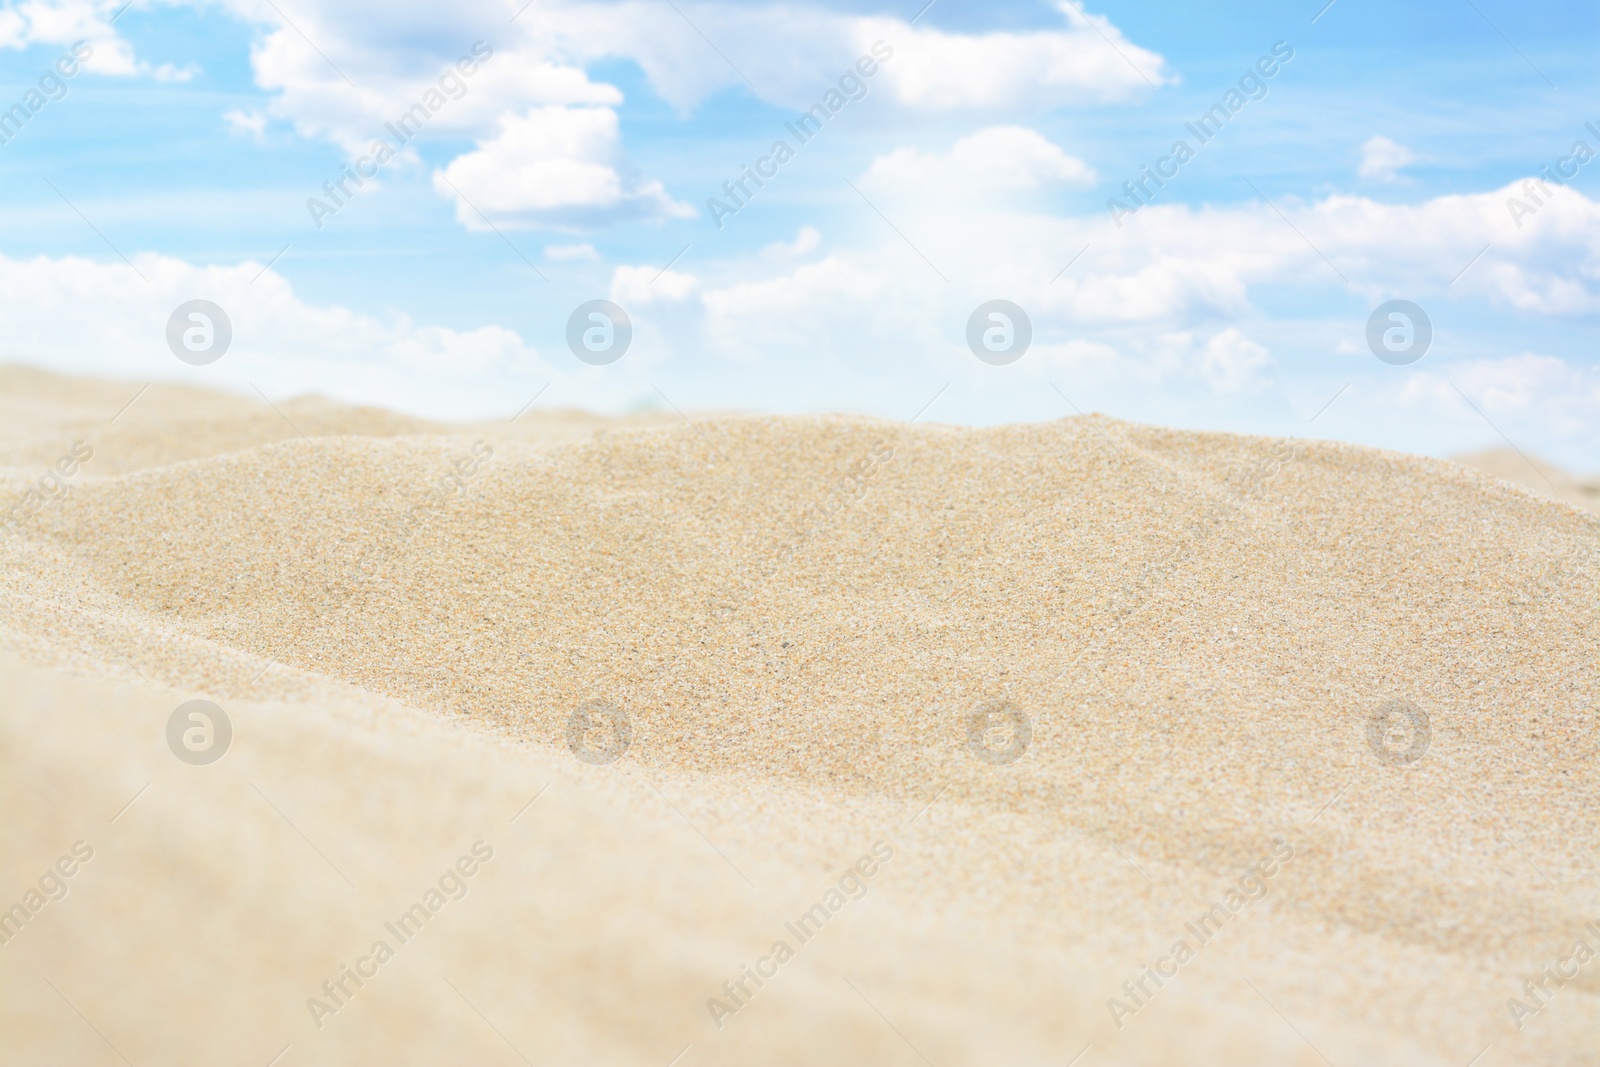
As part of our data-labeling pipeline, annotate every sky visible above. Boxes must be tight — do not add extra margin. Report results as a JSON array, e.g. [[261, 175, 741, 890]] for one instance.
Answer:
[[0, 0, 1596, 469]]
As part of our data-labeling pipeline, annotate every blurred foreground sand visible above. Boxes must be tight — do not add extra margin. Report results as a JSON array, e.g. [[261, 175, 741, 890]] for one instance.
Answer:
[[2, 367, 1597, 1066]]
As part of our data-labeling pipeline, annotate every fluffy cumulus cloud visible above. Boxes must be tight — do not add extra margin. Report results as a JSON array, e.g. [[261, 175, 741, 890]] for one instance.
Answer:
[[1300, 349, 1600, 469], [695, 247, 1274, 393], [1077, 179, 1600, 315], [24, 0, 1170, 231], [527, 0, 1170, 113], [1400, 353, 1600, 436], [1294, 183, 1600, 312], [223, 108, 269, 141], [781, 152, 1596, 348], [850, 3, 1170, 110], [761, 226, 822, 259], [680, 174, 1600, 405], [611, 263, 697, 305], [434, 105, 694, 230], [701, 254, 899, 354], [0, 0, 194, 78], [1033, 328, 1275, 394], [244, 29, 620, 156], [1193, 328, 1273, 392], [0, 250, 555, 413], [862, 126, 1096, 195], [1358, 135, 1414, 182]]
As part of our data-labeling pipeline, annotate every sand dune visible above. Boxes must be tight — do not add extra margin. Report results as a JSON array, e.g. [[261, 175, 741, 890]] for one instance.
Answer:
[[1455, 447, 1600, 515], [2, 369, 1596, 1066]]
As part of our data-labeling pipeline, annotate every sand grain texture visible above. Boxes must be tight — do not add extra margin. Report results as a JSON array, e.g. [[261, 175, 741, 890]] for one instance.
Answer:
[[2, 370, 1597, 1066]]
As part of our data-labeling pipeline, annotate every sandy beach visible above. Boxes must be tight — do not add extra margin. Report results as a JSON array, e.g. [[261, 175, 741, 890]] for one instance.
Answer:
[[2, 365, 1596, 1067]]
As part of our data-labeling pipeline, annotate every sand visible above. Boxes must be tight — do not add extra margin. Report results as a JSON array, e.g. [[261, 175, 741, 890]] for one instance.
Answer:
[[2, 365, 1596, 1067], [1455, 448, 1600, 516]]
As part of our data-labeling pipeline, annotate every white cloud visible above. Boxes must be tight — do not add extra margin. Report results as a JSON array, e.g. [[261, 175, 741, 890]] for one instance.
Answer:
[[223, 108, 267, 141], [146, 59, 198, 81], [611, 263, 697, 305], [1082, 180, 1600, 316], [1336, 352, 1600, 465], [1299, 183, 1600, 312], [862, 126, 1096, 196], [0, 0, 195, 79], [761, 226, 821, 259], [545, 242, 599, 261], [679, 177, 1600, 402], [1402, 352, 1600, 422], [433, 105, 695, 230], [1195, 328, 1272, 391], [248, 32, 620, 156], [23, 0, 1169, 234], [1359, 135, 1415, 182], [852, 3, 1170, 110], [701, 254, 907, 362], [523, 1, 1169, 113], [65, 0, 1168, 121], [0, 250, 555, 414], [1056, 328, 1273, 392]]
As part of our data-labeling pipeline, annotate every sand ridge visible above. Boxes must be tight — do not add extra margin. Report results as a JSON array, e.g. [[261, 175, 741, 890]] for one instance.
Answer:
[[2, 368, 1597, 1066]]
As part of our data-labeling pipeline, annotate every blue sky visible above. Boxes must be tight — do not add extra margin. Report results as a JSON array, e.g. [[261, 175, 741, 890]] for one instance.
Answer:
[[1, 0, 1596, 469]]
